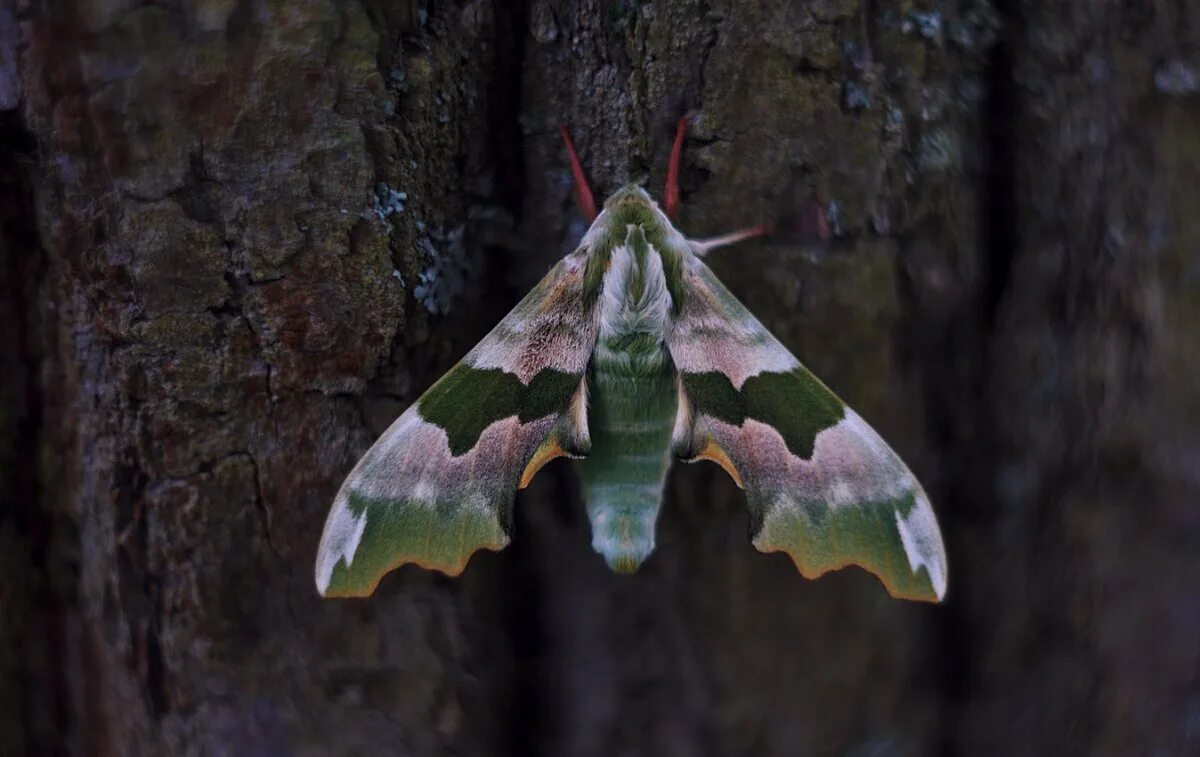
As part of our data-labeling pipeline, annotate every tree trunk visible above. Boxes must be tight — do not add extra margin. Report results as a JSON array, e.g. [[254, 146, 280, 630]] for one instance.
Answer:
[[2, 1, 1197, 754]]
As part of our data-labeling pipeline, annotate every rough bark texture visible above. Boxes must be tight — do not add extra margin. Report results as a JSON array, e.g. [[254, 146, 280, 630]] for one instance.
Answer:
[[2, 1, 1197, 755]]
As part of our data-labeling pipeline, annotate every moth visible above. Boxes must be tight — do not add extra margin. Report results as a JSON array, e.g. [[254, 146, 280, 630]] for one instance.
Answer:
[[316, 118, 947, 602]]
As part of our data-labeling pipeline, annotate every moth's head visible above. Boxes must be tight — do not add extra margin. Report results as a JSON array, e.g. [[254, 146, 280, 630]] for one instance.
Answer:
[[603, 183, 657, 211], [597, 183, 676, 239]]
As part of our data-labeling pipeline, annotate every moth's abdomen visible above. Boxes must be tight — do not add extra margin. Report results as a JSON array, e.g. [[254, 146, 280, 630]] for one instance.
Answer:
[[576, 361, 677, 573], [586, 486, 662, 573]]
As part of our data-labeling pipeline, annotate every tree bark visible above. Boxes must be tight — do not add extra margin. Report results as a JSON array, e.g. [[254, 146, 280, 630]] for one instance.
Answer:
[[2, 1, 1197, 755]]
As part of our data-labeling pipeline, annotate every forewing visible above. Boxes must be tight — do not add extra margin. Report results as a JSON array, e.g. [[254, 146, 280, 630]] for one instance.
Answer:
[[668, 258, 947, 602], [316, 251, 597, 597]]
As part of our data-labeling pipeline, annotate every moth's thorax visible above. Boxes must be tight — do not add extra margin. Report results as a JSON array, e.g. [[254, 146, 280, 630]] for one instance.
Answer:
[[595, 224, 673, 356], [576, 184, 692, 317]]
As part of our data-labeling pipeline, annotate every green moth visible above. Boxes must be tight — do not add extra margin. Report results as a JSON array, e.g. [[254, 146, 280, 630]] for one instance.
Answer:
[[316, 119, 948, 603]]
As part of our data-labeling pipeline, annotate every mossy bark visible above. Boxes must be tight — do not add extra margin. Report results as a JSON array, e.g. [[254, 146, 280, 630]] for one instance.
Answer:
[[2, 1, 1197, 754]]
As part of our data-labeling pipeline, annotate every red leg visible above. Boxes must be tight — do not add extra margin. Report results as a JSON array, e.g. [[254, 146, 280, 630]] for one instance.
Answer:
[[559, 124, 597, 221], [664, 114, 688, 218]]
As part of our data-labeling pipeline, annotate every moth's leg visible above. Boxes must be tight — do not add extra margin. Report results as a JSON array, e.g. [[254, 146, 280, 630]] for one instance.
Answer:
[[558, 125, 597, 221], [664, 114, 688, 218], [687, 225, 769, 257], [665, 113, 766, 253]]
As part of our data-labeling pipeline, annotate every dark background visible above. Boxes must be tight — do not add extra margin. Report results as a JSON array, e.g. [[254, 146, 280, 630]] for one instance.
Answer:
[[2, 1, 1198, 754]]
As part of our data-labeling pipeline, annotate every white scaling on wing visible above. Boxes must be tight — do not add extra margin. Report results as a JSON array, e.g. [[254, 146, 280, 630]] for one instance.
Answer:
[[463, 491, 491, 515], [466, 251, 594, 382], [668, 315, 791, 388], [705, 410, 947, 598], [895, 494, 948, 600], [668, 260, 800, 389], [315, 492, 369, 595], [810, 410, 913, 505], [710, 412, 914, 508], [349, 407, 445, 504], [347, 408, 557, 507], [409, 478, 438, 506], [828, 480, 855, 506]]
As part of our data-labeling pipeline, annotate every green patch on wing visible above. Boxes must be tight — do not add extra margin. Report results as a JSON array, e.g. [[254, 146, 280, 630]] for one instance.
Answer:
[[418, 365, 579, 455], [682, 369, 845, 459], [753, 491, 939, 602], [322, 491, 508, 597]]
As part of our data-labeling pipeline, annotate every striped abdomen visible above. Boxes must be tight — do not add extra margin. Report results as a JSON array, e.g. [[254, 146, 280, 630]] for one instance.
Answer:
[[576, 345, 677, 572]]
